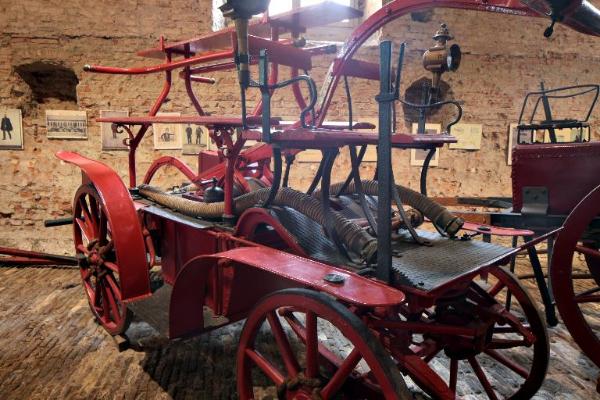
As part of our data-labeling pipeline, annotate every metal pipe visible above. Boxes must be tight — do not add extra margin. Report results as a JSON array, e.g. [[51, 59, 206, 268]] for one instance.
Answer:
[[84, 50, 234, 75]]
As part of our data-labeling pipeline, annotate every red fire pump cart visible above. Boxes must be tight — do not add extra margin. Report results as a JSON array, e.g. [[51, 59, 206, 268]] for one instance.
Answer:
[[3, 0, 600, 398]]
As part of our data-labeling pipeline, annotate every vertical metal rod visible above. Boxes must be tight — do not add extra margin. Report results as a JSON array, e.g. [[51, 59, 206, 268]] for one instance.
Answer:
[[540, 81, 557, 143], [376, 41, 393, 284], [259, 50, 271, 143], [525, 236, 558, 327]]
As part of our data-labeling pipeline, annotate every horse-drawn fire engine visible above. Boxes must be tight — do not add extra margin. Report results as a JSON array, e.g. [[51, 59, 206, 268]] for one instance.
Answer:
[[2, 0, 600, 398]]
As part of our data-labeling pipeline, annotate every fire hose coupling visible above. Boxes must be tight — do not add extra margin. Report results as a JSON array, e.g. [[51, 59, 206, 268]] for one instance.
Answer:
[[443, 216, 465, 237]]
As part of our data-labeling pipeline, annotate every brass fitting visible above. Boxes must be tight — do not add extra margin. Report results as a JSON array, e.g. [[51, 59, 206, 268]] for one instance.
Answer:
[[422, 23, 461, 94]]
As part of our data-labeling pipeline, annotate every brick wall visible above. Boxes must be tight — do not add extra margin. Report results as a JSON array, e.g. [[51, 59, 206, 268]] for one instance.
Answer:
[[1, 1, 599, 253]]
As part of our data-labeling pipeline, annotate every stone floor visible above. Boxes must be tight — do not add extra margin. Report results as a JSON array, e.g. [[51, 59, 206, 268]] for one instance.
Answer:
[[0, 255, 598, 399]]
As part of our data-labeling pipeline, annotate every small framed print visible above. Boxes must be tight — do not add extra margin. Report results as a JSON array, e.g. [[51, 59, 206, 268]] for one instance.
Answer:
[[449, 123, 482, 150], [153, 112, 183, 150], [100, 110, 129, 151], [410, 123, 441, 167], [182, 124, 210, 155], [0, 108, 24, 150], [46, 110, 88, 140]]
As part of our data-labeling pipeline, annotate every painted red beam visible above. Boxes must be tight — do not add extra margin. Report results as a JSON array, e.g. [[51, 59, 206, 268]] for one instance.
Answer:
[[96, 115, 281, 127], [84, 49, 234, 75], [0, 247, 78, 266]]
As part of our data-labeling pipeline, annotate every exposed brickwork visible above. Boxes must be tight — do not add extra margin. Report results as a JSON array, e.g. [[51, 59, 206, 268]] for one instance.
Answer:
[[1, 1, 600, 253]]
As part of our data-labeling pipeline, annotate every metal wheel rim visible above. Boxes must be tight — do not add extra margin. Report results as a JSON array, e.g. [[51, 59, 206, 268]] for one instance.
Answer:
[[236, 288, 409, 400]]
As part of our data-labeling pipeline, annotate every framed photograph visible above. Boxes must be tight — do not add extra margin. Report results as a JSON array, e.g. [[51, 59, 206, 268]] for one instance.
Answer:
[[46, 110, 88, 140], [0, 108, 24, 150], [153, 112, 183, 150], [410, 123, 441, 167], [448, 123, 482, 150], [182, 124, 210, 155], [100, 110, 129, 151]]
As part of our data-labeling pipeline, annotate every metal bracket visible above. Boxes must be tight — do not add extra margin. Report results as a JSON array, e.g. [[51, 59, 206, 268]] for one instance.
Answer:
[[521, 186, 549, 215]]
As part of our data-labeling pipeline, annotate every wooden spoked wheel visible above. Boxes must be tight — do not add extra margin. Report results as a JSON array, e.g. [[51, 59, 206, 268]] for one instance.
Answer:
[[237, 288, 410, 400], [414, 266, 548, 399], [73, 184, 130, 335], [551, 185, 600, 369]]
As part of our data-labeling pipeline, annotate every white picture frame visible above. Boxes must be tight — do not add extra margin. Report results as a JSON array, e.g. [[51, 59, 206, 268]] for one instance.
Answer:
[[410, 123, 441, 167], [0, 108, 24, 150], [153, 112, 183, 150], [182, 124, 211, 155], [100, 110, 129, 151], [46, 110, 88, 140]]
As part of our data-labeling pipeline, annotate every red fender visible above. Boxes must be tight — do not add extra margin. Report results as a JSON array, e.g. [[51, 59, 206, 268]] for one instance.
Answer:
[[169, 248, 406, 339], [234, 208, 309, 257], [56, 151, 150, 302], [143, 156, 197, 185]]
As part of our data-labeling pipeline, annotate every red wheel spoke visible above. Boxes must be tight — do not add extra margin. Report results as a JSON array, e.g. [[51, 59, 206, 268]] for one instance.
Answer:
[[245, 349, 285, 386], [488, 281, 506, 297], [283, 314, 343, 369], [99, 281, 111, 320], [320, 348, 362, 399], [487, 338, 528, 350], [493, 325, 530, 334], [267, 311, 300, 377], [93, 281, 102, 309], [104, 273, 122, 301], [81, 268, 93, 281], [103, 279, 121, 324], [305, 311, 319, 379], [98, 211, 108, 244], [79, 198, 97, 238], [576, 244, 600, 259], [88, 196, 100, 227], [75, 217, 93, 242], [76, 244, 89, 255], [575, 293, 600, 303], [468, 357, 499, 400], [104, 261, 119, 274], [449, 358, 458, 393], [484, 349, 529, 378]]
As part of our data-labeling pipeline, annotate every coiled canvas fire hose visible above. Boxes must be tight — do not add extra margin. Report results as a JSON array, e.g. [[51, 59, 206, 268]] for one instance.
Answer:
[[138, 185, 378, 262], [315, 180, 464, 236]]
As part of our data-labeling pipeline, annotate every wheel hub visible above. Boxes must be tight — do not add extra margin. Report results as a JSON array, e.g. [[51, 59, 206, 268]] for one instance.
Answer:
[[78, 240, 111, 275], [432, 297, 494, 359], [277, 374, 323, 400]]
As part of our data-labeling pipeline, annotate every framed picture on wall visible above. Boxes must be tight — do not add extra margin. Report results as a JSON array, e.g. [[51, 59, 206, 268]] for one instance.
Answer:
[[182, 124, 210, 155], [153, 112, 183, 150], [0, 108, 24, 150], [448, 123, 483, 150], [410, 123, 441, 167], [100, 110, 129, 151], [46, 110, 88, 140]]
